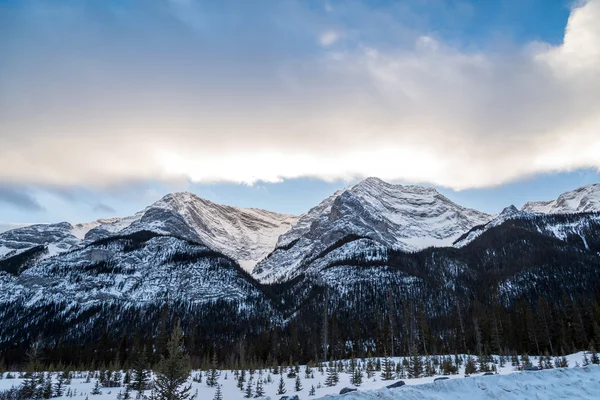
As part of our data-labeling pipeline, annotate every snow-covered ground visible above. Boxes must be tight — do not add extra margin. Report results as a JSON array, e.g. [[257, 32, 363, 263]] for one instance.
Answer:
[[0, 353, 596, 400], [322, 365, 600, 399]]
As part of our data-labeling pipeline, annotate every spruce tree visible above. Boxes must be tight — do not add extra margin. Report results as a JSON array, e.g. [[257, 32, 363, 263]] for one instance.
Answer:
[[324, 365, 337, 387], [408, 353, 423, 378], [130, 352, 151, 397], [309, 385, 316, 396], [244, 377, 253, 398], [366, 359, 375, 378], [305, 362, 313, 379], [54, 372, 66, 397], [351, 368, 363, 386], [464, 355, 477, 375], [381, 357, 394, 380], [91, 380, 102, 395], [20, 373, 38, 399], [213, 385, 223, 400], [589, 341, 600, 365], [276, 374, 286, 395], [294, 375, 303, 392], [153, 321, 193, 400], [254, 379, 265, 398], [207, 353, 219, 387], [42, 373, 52, 399]]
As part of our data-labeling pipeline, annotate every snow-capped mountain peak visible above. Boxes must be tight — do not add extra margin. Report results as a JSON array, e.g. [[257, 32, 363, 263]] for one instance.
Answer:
[[253, 178, 491, 282], [522, 184, 600, 214]]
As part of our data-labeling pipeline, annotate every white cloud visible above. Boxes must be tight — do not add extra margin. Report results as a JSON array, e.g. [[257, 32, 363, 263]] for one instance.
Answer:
[[319, 30, 341, 46], [0, 0, 599, 190]]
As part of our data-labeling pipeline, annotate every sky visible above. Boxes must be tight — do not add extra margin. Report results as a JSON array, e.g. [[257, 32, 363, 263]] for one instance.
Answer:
[[1, 0, 599, 229]]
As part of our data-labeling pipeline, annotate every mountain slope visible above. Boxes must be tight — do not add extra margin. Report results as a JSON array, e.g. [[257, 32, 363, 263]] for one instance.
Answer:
[[522, 184, 600, 213], [253, 177, 491, 282], [0, 193, 298, 272]]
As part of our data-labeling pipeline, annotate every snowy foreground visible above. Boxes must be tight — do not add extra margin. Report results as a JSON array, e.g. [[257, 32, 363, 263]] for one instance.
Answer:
[[0, 353, 597, 400], [321, 366, 600, 399]]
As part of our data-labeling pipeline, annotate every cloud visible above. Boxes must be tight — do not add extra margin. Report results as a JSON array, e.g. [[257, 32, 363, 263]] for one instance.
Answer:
[[0, 0, 599, 190], [92, 203, 117, 214], [0, 187, 44, 212], [319, 30, 341, 46]]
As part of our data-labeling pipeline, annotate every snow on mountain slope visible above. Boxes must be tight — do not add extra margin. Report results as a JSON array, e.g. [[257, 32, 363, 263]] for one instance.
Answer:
[[0, 222, 81, 259], [145, 192, 298, 270], [522, 184, 600, 214], [253, 177, 491, 282], [1, 193, 298, 271], [455, 184, 600, 248], [81, 193, 298, 270]]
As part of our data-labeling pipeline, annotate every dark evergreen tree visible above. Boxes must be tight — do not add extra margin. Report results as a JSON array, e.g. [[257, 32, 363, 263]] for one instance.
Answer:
[[294, 375, 302, 392], [91, 380, 102, 395], [276, 375, 286, 395], [153, 321, 193, 400], [130, 351, 151, 397], [212, 385, 223, 400], [381, 357, 394, 380], [206, 353, 219, 387], [53, 372, 66, 397], [254, 379, 265, 398]]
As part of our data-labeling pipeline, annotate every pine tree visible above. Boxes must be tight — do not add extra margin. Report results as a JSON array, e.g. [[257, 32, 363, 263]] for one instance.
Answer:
[[130, 352, 151, 397], [305, 362, 313, 379], [42, 373, 52, 399], [91, 380, 102, 395], [212, 385, 223, 400], [244, 377, 253, 398], [464, 355, 477, 375], [20, 373, 38, 399], [276, 375, 286, 395], [351, 368, 363, 386], [408, 353, 423, 378], [54, 372, 66, 397], [381, 357, 394, 380], [207, 353, 219, 387], [589, 341, 600, 365], [583, 351, 590, 367], [366, 359, 375, 378], [294, 375, 303, 392], [324, 365, 337, 387], [153, 321, 193, 400], [309, 385, 316, 396], [254, 379, 265, 398]]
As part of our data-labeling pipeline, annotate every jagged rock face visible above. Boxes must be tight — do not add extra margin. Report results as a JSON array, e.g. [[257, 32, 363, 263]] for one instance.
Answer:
[[0, 193, 298, 272], [253, 177, 491, 282], [522, 184, 600, 214], [148, 193, 298, 271], [0, 222, 80, 260]]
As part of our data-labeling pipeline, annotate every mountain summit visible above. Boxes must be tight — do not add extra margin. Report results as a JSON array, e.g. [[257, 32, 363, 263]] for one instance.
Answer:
[[253, 177, 491, 282]]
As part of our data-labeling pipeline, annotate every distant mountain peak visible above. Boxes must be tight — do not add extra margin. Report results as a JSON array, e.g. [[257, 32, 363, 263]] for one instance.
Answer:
[[522, 184, 600, 214]]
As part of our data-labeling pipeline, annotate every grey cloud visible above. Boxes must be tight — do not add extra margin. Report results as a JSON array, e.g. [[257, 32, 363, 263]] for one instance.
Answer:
[[92, 203, 117, 214], [0, 187, 45, 212]]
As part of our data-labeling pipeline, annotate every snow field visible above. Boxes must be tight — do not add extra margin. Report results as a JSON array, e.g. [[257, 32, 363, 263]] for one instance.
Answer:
[[0, 353, 595, 400]]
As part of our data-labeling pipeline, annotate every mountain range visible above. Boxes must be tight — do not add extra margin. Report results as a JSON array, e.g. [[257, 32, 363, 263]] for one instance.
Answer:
[[1, 178, 600, 366]]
